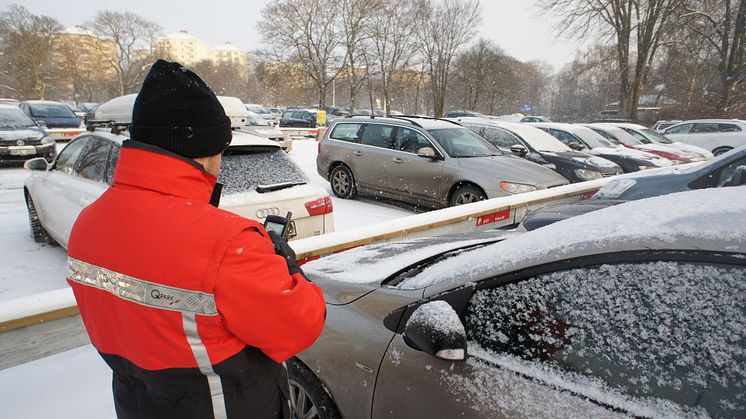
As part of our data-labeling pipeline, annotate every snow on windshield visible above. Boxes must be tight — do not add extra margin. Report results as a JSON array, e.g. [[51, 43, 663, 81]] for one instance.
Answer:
[[219, 149, 307, 194], [506, 124, 570, 152], [461, 261, 745, 417], [395, 187, 746, 290]]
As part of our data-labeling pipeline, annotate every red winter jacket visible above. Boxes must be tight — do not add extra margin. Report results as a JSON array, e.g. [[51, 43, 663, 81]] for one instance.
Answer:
[[67, 140, 326, 419]]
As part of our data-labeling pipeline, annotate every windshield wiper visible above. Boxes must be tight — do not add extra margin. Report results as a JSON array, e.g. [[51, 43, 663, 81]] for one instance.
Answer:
[[256, 181, 306, 193]]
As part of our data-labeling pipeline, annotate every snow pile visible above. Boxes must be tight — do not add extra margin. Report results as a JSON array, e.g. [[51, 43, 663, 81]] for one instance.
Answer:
[[407, 300, 465, 338], [397, 187, 746, 290], [0, 288, 75, 323]]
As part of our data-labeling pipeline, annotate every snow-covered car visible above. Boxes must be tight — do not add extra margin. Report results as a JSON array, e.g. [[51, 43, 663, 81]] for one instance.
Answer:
[[612, 122, 714, 161], [245, 103, 279, 126], [217, 97, 292, 152], [23, 97, 334, 247], [587, 123, 688, 164], [520, 145, 746, 230], [531, 122, 670, 173], [290, 187, 746, 418], [651, 119, 682, 132], [0, 104, 56, 165], [663, 119, 746, 156]]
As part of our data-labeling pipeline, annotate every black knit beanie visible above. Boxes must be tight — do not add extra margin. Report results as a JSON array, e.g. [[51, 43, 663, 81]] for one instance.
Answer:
[[130, 60, 232, 158]]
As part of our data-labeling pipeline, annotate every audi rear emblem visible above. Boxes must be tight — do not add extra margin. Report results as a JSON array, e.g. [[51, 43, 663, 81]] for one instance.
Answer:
[[255, 207, 280, 218], [16, 140, 24, 146]]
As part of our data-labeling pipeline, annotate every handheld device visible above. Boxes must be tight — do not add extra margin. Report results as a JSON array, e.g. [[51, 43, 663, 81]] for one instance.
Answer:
[[263, 211, 293, 240]]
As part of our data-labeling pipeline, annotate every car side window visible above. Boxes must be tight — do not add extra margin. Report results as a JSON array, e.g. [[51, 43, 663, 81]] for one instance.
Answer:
[[360, 124, 394, 149], [463, 260, 746, 417], [666, 123, 693, 134], [550, 129, 585, 149], [692, 123, 718, 133], [482, 127, 521, 148], [394, 127, 432, 153], [329, 123, 363, 143], [715, 156, 746, 187], [105, 144, 121, 185], [54, 137, 90, 175], [75, 137, 113, 182], [719, 123, 742, 132]]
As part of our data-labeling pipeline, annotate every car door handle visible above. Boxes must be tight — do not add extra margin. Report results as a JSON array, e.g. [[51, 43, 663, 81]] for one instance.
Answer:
[[392, 157, 404, 164], [353, 150, 363, 156]]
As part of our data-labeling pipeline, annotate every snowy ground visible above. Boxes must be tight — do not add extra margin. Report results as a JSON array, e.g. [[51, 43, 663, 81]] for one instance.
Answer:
[[0, 139, 413, 418]]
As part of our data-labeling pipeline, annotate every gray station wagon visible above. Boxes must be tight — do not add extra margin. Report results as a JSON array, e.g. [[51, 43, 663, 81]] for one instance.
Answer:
[[316, 116, 569, 208]]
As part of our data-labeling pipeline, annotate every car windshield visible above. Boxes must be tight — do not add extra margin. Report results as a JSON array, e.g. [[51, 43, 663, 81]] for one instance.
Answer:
[[0, 108, 36, 127], [246, 111, 269, 126], [429, 128, 502, 157], [507, 124, 570, 152], [28, 103, 76, 118], [219, 148, 308, 194], [599, 126, 642, 146], [641, 128, 673, 144], [572, 126, 617, 149]]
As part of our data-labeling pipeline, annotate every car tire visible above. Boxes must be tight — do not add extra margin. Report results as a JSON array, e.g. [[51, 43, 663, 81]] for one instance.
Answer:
[[25, 193, 56, 245], [449, 184, 486, 207], [288, 359, 341, 419], [330, 165, 356, 199], [712, 146, 733, 156]]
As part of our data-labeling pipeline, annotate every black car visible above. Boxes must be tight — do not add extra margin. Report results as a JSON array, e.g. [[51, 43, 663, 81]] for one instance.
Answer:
[[521, 145, 746, 230], [0, 104, 56, 165], [532, 122, 669, 173], [457, 119, 622, 182], [19, 100, 81, 128], [280, 109, 317, 128]]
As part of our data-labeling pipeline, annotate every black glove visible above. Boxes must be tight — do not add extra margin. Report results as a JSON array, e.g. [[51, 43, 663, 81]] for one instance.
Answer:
[[267, 230, 303, 276]]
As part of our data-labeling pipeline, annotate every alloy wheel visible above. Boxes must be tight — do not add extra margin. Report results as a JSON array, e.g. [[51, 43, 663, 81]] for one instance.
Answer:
[[289, 379, 320, 419], [332, 171, 350, 195]]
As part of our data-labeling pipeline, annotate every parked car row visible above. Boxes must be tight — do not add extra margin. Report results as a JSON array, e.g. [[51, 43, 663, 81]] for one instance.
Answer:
[[22, 94, 335, 246]]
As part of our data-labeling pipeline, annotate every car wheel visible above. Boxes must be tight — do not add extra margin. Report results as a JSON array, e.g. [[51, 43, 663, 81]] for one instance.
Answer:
[[330, 165, 356, 199], [449, 184, 486, 206], [25, 193, 56, 245], [288, 359, 341, 419], [713, 146, 733, 156]]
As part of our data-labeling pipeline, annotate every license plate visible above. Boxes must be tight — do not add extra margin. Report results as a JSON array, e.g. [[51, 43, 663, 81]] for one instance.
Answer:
[[9, 147, 36, 156]]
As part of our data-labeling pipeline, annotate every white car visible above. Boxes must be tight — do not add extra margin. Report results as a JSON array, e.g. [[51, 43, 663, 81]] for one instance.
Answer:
[[23, 97, 334, 248], [218, 97, 292, 152], [663, 119, 746, 156], [612, 122, 714, 161], [245, 103, 280, 126]]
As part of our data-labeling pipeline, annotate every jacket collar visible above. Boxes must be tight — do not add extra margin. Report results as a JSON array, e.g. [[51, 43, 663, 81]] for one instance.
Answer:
[[113, 140, 221, 206]]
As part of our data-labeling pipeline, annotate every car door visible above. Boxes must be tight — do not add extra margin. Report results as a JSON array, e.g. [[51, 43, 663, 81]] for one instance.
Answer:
[[372, 254, 745, 418], [351, 123, 396, 193], [386, 126, 444, 205], [31, 136, 90, 243]]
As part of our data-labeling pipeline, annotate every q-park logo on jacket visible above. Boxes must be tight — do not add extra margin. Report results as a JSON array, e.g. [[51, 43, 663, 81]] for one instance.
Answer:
[[151, 289, 181, 306]]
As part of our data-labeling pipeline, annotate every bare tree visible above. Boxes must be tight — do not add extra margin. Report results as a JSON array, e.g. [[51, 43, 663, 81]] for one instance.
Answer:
[[259, 0, 344, 108], [85, 10, 161, 96], [683, 0, 746, 111], [337, 0, 379, 110], [366, 0, 419, 115], [0, 4, 61, 99], [541, 0, 682, 119], [416, 0, 481, 117]]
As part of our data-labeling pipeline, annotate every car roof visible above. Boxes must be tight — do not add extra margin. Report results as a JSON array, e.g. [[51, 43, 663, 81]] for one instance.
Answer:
[[530, 122, 591, 133], [335, 116, 463, 130], [0, 104, 24, 111], [418, 186, 746, 294], [668, 119, 745, 124]]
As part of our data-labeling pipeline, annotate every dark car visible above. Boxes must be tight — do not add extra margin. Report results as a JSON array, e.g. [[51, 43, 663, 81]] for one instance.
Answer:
[[520, 145, 746, 230], [519, 115, 551, 122], [0, 104, 56, 165], [455, 118, 623, 182], [289, 187, 746, 419], [532, 122, 671, 173], [18, 100, 81, 128], [280, 109, 318, 128]]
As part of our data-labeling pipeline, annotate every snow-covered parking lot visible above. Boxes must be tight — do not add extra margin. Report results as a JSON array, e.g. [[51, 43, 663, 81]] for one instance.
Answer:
[[0, 139, 413, 418]]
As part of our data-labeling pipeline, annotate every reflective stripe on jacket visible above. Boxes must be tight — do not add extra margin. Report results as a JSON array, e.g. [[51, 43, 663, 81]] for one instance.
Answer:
[[67, 140, 326, 418]]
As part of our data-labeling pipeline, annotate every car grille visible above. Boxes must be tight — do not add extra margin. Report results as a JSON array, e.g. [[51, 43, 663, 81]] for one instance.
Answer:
[[0, 138, 43, 146]]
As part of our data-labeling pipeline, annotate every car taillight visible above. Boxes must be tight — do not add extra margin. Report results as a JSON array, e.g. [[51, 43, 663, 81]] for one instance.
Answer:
[[318, 139, 322, 153], [305, 196, 333, 216]]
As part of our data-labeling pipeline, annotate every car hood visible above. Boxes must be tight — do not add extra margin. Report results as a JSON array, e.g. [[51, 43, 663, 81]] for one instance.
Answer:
[[670, 142, 714, 160], [459, 156, 568, 188], [303, 230, 518, 303], [0, 127, 46, 141]]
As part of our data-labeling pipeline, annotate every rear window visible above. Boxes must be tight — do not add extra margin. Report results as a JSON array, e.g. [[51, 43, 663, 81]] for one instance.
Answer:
[[219, 149, 308, 194]]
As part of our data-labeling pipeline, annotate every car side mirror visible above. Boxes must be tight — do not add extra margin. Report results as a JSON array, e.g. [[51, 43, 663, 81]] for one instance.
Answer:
[[417, 147, 442, 160], [36, 120, 47, 129], [403, 301, 466, 361], [568, 142, 584, 151], [24, 157, 49, 171], [510, 144, 528, 157]]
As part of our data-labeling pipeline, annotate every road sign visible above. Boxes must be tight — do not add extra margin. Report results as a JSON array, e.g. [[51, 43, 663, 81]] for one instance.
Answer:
[[520, 104, 532, 113]]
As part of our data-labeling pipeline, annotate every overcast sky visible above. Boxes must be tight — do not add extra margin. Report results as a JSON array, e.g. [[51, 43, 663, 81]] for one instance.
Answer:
[[5, 0, 584, 71]]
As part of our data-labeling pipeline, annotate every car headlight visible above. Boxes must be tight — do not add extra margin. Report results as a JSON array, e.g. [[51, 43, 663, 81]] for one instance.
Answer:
[[596, 179, 637, 198], [574, 168, 603, 180], [40, 136, 54, 145], [499, 182, 537, 194]]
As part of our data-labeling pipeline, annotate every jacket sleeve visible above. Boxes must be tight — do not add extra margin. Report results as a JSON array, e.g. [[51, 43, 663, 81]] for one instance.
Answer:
[[214, 227, 326, 363]]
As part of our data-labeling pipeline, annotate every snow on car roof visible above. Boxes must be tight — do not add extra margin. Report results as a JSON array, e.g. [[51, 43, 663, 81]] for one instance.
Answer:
[[405, 187, 746, 292]]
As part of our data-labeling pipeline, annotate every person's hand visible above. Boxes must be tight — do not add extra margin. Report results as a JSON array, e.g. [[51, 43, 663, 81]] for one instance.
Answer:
[[267, 230, 303, 275]]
